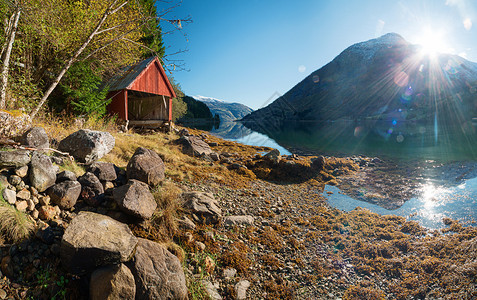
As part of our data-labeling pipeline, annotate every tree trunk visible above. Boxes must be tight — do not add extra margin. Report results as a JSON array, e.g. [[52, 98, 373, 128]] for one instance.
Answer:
[[0, 9, 21, 110], [30, 0, 127, 119]]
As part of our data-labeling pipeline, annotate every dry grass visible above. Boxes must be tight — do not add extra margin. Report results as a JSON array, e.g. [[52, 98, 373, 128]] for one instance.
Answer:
[[0, 186, 34, 243]]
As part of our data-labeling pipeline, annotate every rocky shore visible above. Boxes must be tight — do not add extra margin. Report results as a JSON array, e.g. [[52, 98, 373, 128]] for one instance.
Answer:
[[0, 122, 474, 299]]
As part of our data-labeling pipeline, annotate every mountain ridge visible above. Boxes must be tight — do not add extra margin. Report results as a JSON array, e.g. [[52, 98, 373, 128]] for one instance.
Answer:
[[242, 33, 477, 131], [192, 95, 254, 122]]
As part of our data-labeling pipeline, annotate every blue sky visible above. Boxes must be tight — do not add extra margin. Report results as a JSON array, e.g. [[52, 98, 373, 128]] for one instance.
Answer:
[[161, 0, 477, 110]]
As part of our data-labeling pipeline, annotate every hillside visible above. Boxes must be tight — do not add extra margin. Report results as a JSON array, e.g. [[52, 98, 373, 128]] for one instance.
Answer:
[[193, 95, 253, 122], [242, 33, 477, 131]]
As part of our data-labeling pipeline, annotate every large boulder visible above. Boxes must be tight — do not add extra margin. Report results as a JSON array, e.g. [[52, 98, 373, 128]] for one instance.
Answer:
[[60, 211, 138, 275], [78, 172, 104, 206], [88, 162, 117, 182], [179, 136, 213, 157], [20, 127, 49, 149], [47, 180, 81, 210], [127, 238, 188, 300], [56, 170, 77, 183], [0, 150, 31, 168], [113, 179, 157, 220], [182, 192, 222, 224], [90, 264, 136, 300], [126, 147, 165, 186], [58, 129, 115, 164], [0, 111, 31, 139], [29, 152, 57, 192]]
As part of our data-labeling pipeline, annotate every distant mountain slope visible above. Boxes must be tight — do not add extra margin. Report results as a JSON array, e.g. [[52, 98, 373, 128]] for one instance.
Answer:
[[242, 33, 477, 131], [192, 95, 253, 122]]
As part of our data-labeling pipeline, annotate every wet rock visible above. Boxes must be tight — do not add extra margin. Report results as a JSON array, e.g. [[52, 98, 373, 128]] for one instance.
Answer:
[[20, 127, 49, 149], [78, 172, 104, 206], [224, 215, 254, 226], [2, 188, 16, 205], [90, 264, 136, 300], [56, 170, 77, 183], [58, 129, 115, 164], [113, 179, 157, 220], [61, 211, 137, 275], [88, 162, 117, 182], [126, 147, 165, 186], [128, 238, 188, 300], [182, 192, 222, 224], [48, 180, 81, 210], [235, 280, 251, 300], [179, 136, 213, 157], [29, 152, 57, 192], [0, 150, 31, 168]]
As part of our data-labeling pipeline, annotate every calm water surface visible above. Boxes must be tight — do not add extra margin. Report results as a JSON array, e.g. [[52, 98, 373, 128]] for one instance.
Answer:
[[210, 120, 477, 228]]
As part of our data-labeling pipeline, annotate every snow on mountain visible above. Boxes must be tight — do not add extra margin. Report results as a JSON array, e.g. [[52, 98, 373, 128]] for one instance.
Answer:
[[191, 95, 253, 122]]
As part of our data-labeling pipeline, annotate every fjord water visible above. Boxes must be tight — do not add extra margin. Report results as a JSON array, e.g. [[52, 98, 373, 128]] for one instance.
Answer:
[[213, 120, 477, 228]]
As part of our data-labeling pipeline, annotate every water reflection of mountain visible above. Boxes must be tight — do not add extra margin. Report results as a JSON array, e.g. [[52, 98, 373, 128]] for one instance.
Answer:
[[209, 121, 253, 139]]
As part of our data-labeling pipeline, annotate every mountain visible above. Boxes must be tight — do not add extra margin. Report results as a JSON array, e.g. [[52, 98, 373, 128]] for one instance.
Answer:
[[192, 95, 254, 122], [242, 33, 477, 131]]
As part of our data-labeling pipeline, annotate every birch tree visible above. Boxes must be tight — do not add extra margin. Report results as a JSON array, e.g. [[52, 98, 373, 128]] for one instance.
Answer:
[[0, 7, 20, 109]]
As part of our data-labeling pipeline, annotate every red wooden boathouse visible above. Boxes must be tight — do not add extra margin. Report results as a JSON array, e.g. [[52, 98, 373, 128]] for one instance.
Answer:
[[105, 56, 176, 127]]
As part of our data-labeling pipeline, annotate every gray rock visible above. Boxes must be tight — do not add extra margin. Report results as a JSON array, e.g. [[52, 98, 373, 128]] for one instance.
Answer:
[[235, 280, 251, 300], [209, 152, 220, 161], [61, 211, 137, 275], [8, 175, 21, 186], [202, 280, 222, 300], [177, 216, 196, 230], [127, 238, 188, 300], [0, 150, 31, 168], [2, 188, 16, 205], [15, 201, 28, 212], [178, 128, 190, 137], [0, 111, 31, 139], [20, 127, 49, 149], [126, 147, 165, 186], [15, 165, 28, 178], [48, 180, 81, 210], [16, 189, 31, 200], [88, 162, 117, 182], [58, 129, 115, 164], [182, 192, 221, 224], [180, 136, 213, 157], [223, 268, 237, 280], [311, 155, 325, 169], [78, 172, 104, 206], [90, 264, 136, 300], [56, 170, 77, 183], [264, 149, 281, 164], [223, 215, 254, 226], [29, 152, 56, 192], [113, 179, 156, 220]]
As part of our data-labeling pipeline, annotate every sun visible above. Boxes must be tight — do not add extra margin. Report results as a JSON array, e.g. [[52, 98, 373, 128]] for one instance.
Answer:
[[415, 28, 451, 57]]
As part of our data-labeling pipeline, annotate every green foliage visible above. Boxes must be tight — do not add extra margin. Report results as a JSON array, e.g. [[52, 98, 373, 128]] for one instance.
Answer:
[[180, 96, 213, 119], [138, 0, 165, 58], [59, 61, 110, 116], [172, 97, 188, 121], [0, 183, 34, 243]]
